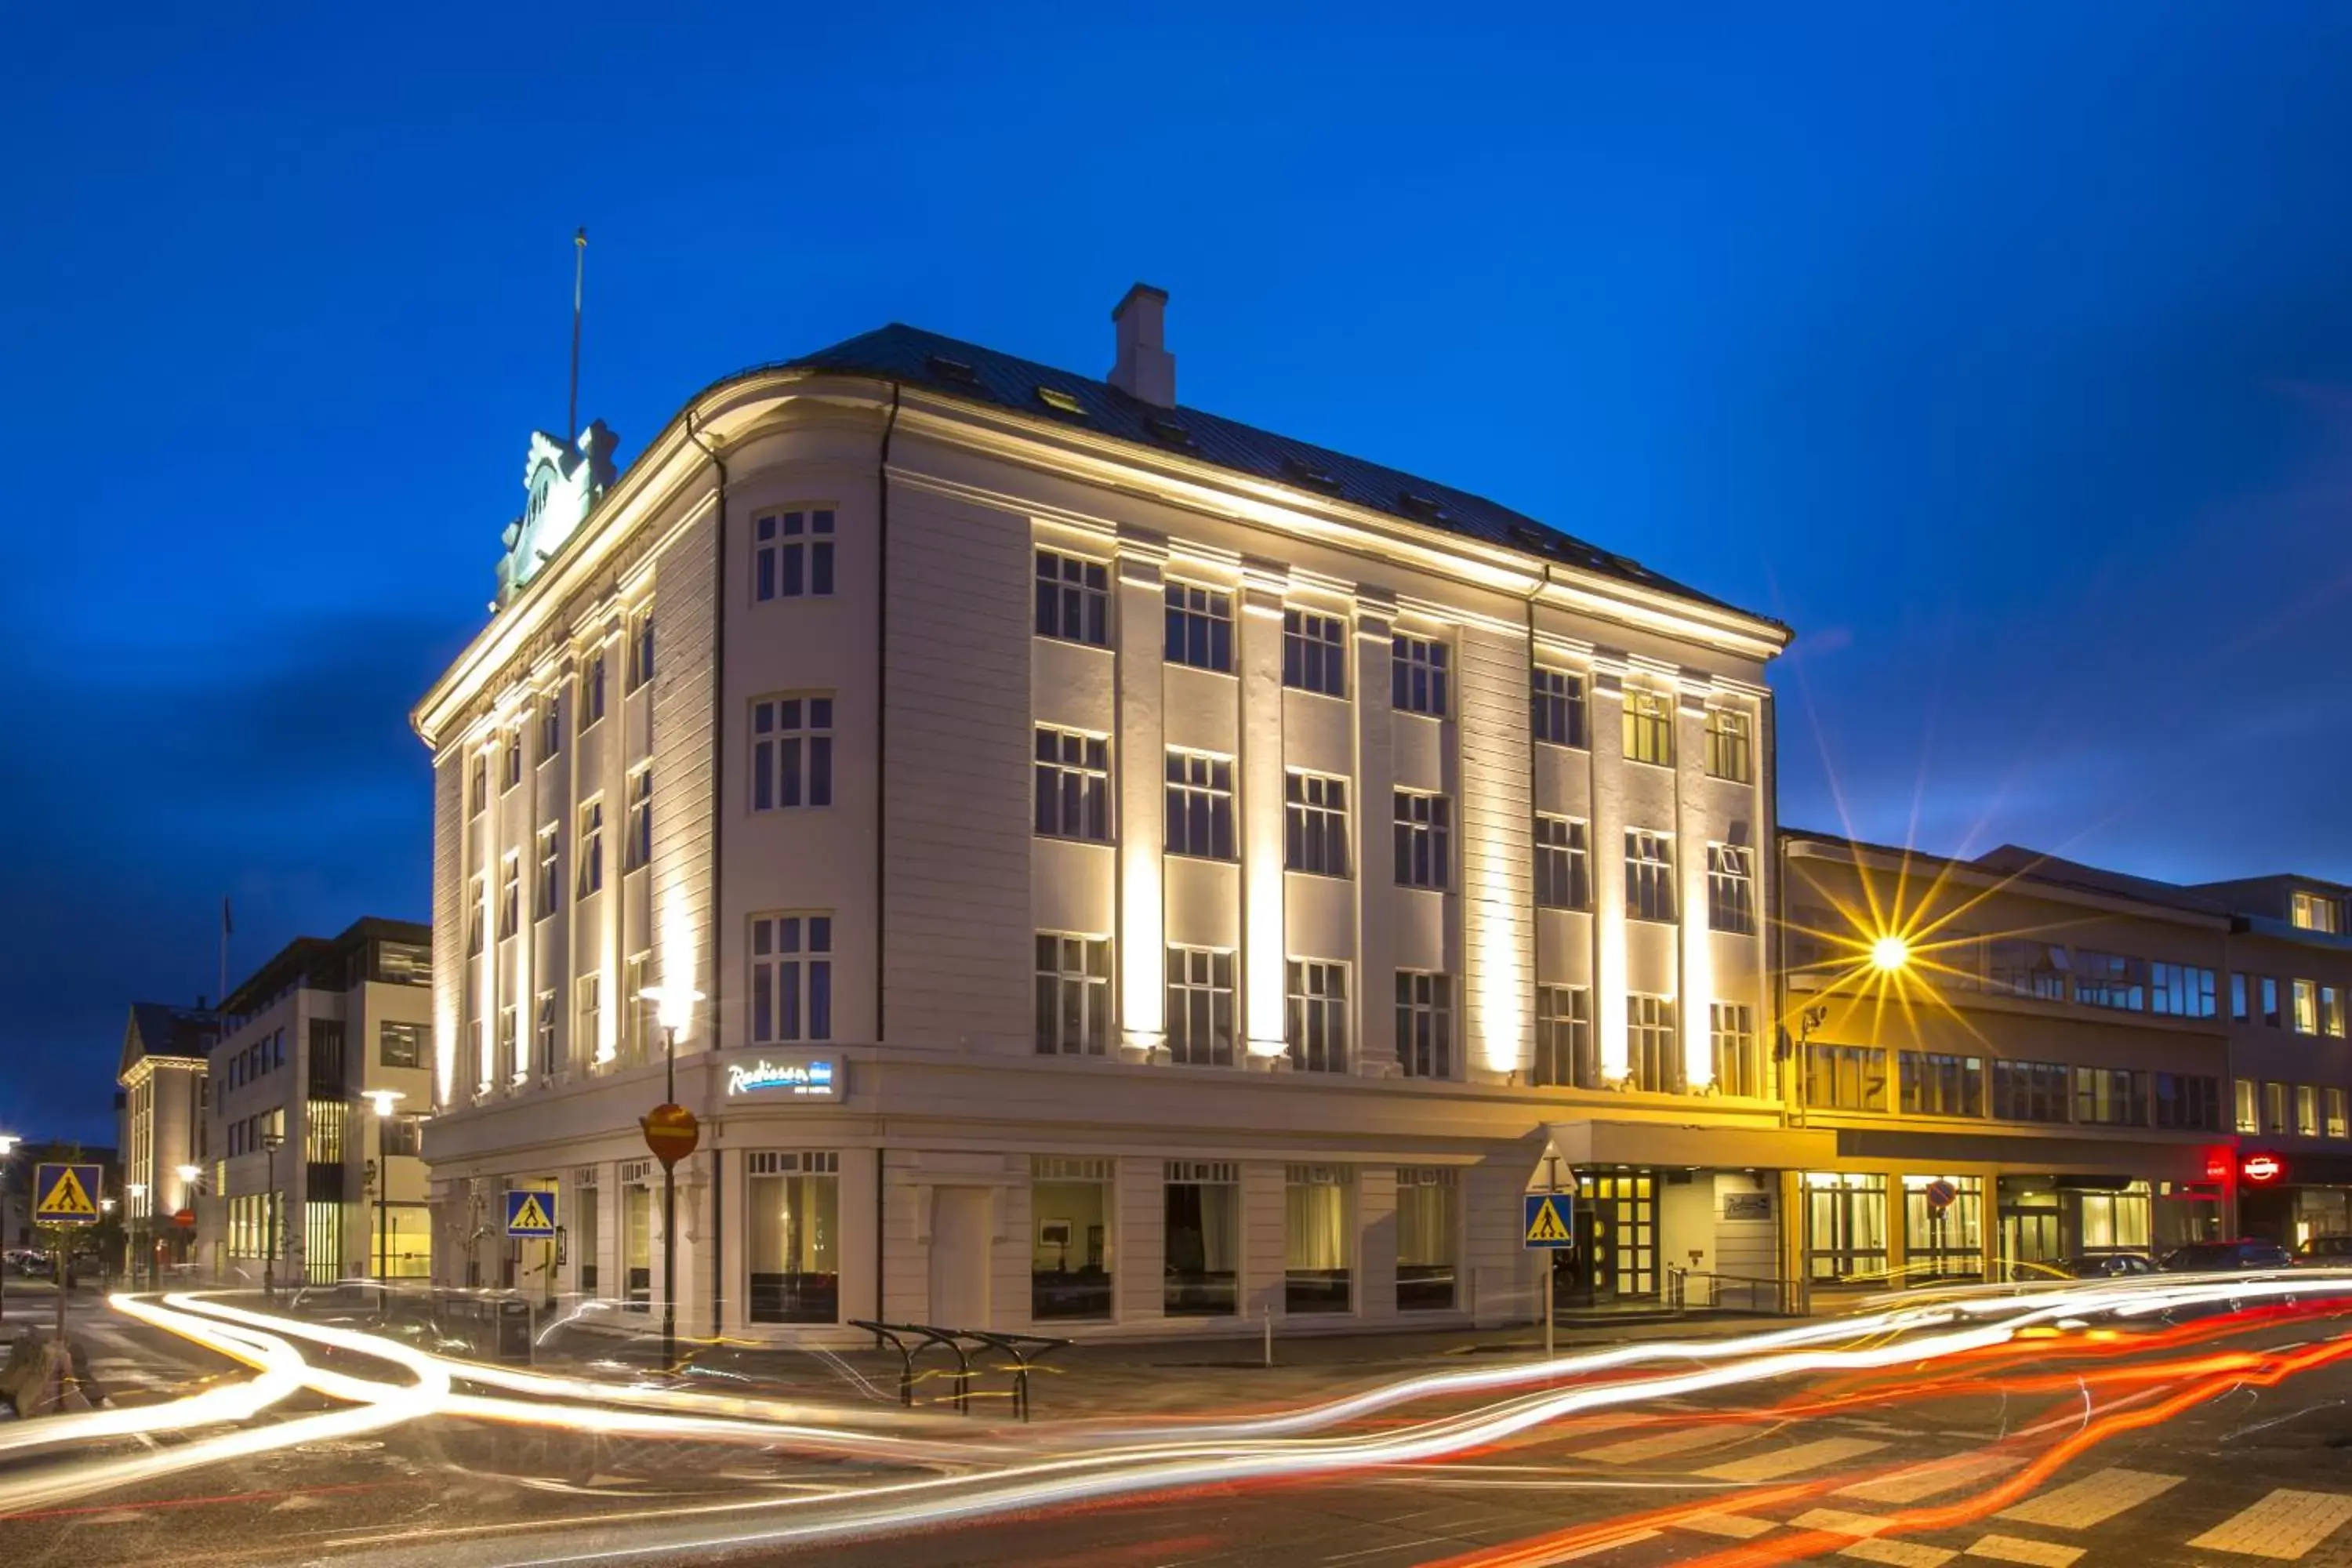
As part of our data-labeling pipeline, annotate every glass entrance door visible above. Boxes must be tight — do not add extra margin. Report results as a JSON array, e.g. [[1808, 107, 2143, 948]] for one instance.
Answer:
[[1577, 1172, 1657, 1301], [1999, 1210, 2062, 1278]]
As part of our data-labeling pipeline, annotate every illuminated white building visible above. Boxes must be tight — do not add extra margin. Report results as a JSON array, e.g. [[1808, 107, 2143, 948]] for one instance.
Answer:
[[115, 1001, 217, 1276], [412, 286, 1793, 1339]]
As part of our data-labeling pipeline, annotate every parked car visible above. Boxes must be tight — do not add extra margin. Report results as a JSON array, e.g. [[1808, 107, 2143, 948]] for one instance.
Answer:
[[2292, 1234, 2352, 1266], [2159, 1239, 2294, 1272], [2063, 1253, 2154, 1279]]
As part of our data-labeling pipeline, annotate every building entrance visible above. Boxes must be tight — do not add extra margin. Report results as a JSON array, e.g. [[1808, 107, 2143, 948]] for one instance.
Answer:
[[1559, 1171, 1657, 1305]]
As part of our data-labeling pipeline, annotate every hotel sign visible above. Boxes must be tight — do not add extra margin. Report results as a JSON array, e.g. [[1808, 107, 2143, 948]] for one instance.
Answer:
[[724, 1054, 842, 1102]]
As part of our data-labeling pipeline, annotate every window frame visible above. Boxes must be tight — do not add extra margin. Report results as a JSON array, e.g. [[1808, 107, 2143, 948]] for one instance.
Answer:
[[1163, 580, 1235, 673], [1530, 666, 1588, 750], [754, 508, 837, 602], [1624, 829, 1677, 924], [750, 694, 836, 812], [1703, 706, 1752, 783], [1283, 771, 1351, 877], [1034, 932, 1112, 1058], [1534, 815, 1590, 910], [1392, 789, 1452, 891], [1163, 750, 1236, 860], [1034, 549, 1110, 647], [1165, 946, 1236, 1067], [1394, 970, 1454, 1080], [1284, 959, 1349, 1073], [749, 912, 835, 1044], [1390, 633, 1449, 717], [1034, 726, 1112, 844], [1621, 687, 1676, 768], [1282, 608, 1348, 698]]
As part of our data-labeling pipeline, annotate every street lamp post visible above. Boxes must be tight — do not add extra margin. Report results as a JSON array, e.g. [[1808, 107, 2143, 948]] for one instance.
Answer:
[[363, 1090, 406, 1316], [262, 1131, 285, 1301], [174, 1163, 201, 1285], [636, 983, 704, 1370], [126, 1181, 148, 1292]]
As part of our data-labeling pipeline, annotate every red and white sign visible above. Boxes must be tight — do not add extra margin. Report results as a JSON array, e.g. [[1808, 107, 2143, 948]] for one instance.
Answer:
[[2241, 1152, 2285, 1185]]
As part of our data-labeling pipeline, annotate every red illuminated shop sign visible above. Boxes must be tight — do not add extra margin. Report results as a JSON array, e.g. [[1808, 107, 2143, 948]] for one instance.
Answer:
[[2241, 1152, 2286, 1186]]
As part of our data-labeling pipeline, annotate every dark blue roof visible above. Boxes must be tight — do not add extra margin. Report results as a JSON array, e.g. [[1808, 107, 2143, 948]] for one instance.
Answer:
[[128, 1001, 217, 1062], [775, 324, 1761, 621]]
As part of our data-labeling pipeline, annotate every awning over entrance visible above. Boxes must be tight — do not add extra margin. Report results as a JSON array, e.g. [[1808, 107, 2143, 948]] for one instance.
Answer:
[[1543, 1120, 1838, 1174]]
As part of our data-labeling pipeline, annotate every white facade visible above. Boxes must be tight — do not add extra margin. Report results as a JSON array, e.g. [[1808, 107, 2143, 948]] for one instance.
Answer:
[[413, 290, 1792, 1340]]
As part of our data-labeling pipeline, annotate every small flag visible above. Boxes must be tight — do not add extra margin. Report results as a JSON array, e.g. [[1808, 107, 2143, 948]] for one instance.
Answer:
[[222, 895, 234, 936]]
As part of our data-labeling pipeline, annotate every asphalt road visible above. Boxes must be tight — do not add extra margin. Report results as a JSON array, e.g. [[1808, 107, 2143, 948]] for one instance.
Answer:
[[9, 1287, 2352, 1568]]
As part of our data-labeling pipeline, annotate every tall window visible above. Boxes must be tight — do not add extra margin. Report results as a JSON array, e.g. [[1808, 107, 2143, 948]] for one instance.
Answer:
[[2293, 978, 2320, 1035], [1625, 830, 1676, 923], [2266, 1079, 2289, 1135], [1900, 1051, 1984, 1116], [1163, 1160, 1239, 1316], [539, 687, 564, 759], [1164, 751, 1236, 858], [1033, 1156, 1114, 1321], [2299, 1084, 2320, 1137], [581, 652, 608, 732], [2325, 985, 2347, 1038], [627, 607, 655, 691], [379, 1021, 428, 1069], [1533, 985, 1591, 1088], [624, 767, 652, 873], [502, 724, 523, 791], [577, 974, 602, 1065], [2328, 1087, 2349, 1140], [2231, 973, 2250, 1022], [468, 753, 488, 817], [1534, 816, 1590, 910], [1284, 773, 1350, 876], [2074, 1067, 2147, 1127], [575, 798, 604, 899], [1285, 960, 1348, 1073], [1391, 634, 1448, 717], [1164, 582, 1233, 672], [2073, 951, 2145, 1011], [623, 953, 652, 1062], [1992, 1060, 2070, 1123], [750, 914, 833, 1043], [1284, 1165, 1352, 1314], [1395, 1168, 1457, 1311], [1704, 707, 1752, 782], [755, 509, 836, 601], [1035, 728, 1112, 842], [535, 990, 558, 1076], [1531, 667, 1587, 748], [1035, 935, 1110, 1057], [2292, 891, 2342, 933], [2263, 976, 2282, 1028], [1283, 609, 1346, 696], [498, 1006, 518, 1083], [1035, 550, 1109, 646], [1166, 947, 1235, 1066], [1396, 971, 1453, 1079], [1706, 844, 1755, 934], [1711, 1004, 1759, 1097], [1627, 994, 1677, 1092], [2149, 962, 2216, 1019], [468, 874, 487, 955], [1393, 790, 1451, 889], [533, 828, 561, 921], [748, 1151, 839, 1323], [1622, 688, 1675, 767], [2234, 1077, 2256, 1134], [752, 695, 833, 810]]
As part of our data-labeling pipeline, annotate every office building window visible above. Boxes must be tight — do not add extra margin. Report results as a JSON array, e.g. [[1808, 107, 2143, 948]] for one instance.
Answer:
[[575, 798, 604, 899], [2325, 985, 2348, 1038], [2263, 976, 2282, 1028], [2293, 979, 2320, 1036], [468, 753, 488, 817], [1987, 939, 2067, 1001], [1395, 971, 1453, 1080], [1035, 550, 1109, 646], [1283, 609, 1346, 696], [578, 974, 602, 1065], [1627, 993, 1678, 1092], [502, 724, 523, 791], [1900, 1051, 1984, 1117], [1711, 1003, 1760, 1097], [1163, 1160, 1240, 1317], [1164, 581, 1233, 672], [1531, 666, 1587, 748], [2074, 1067, 2147, 1127], [535, 989, 557, 1076], [755, 509, 835, 601], [2235, 1077, 2257, 1133], [2154, 1073, 2221, 1132], [1165, 947, 1235, 1066], [1035, 728, 1112, 843], [1534, 985, 1592, 1088], [1395, 1168, 1457, 1312], [1284, 773, 1350, 877], [1034, 935, 1111, 1058], [1625, 829, 1676, 923], [467, 875, 486, 956], [751, 695, 834, 811], [1534, 816, 1590, 910], [534, 827, 561, 921], [1706, 843, 1755, 934], [2149, 962, 2217, 1019], [1704, 706, 1752, 782], [1284, 1165, 1352, 1314], [1622, 688, 1675, 767], [2298, 1084, 2320, 1137], [581, 651, 607, 732], [1164, 751, 1236, 858], [1031, 1156, 1113, 1321], [379, 1020, 428, 1069], [750, 913, 833, 1044], [1991, 1059, 2070, 1123], [2328, 1087, 2349, 1141], [624, 766, 652, 873], [748, 1151, 839, 1324], [2266, 1080, 2289, 1135], [1393, 790, 1451, 890], [1285, 960, 1348, 1073], [2073, 951, 2145, 1012], [1391, 634, 1448, 717], [2231, 973, 2250, 1022], [627, 607, 654, 691], [2292, 891, 2342, 933], [1806, 1044, 1889, 1112]]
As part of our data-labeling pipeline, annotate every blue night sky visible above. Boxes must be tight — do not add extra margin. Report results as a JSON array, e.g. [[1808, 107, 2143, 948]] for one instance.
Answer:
[[9, 7, 2352, 1142]]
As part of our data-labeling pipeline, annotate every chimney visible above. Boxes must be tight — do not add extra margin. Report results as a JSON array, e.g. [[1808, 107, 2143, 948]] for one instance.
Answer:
[[1108, 282, 1175, 408]]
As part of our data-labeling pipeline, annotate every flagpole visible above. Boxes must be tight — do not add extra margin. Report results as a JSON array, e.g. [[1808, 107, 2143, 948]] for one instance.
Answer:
[[568, 227, 586, 445]]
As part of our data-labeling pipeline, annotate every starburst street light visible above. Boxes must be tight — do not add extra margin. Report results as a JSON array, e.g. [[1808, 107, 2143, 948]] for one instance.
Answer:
[[1871, 934, 1912, 974]]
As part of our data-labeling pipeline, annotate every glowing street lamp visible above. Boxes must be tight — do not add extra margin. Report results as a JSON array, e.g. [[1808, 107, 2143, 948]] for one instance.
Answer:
[[1870, 934, 1913, 975], [635, 982, 705, 1369], [364, 1090, 407, 1312]]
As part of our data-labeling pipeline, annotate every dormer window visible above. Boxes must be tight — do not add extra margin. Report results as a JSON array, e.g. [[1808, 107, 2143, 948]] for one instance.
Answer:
[[2292, 891, 2343, 934]]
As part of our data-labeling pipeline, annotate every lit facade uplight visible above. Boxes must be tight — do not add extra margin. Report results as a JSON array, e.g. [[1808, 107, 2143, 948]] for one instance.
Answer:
[[175, 1163, 201, 1184], [1871, 934, 1911, 974], [364, 1089, 408, 1120]]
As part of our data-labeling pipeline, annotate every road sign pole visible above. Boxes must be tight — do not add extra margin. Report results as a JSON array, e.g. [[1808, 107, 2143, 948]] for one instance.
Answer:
[[1543, 1258, 1553, 1360]]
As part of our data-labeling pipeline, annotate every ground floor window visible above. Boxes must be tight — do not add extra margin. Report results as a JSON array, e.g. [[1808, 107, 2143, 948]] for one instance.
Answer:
[[1806, 1173, 1888, 1283], [1997, 1176, 2063, 1277], [748, 1151, 840, 1323], [2296, 1189, 2352, 1247], [1900, 1174, 1982, 1280], [2076, 1181, 2151, 1252], [1164, 1161, 1239, 1316], [574, 1170, 600, 1294], [1032, 1156, 1113, 1321], [1396, 1167, 1457, 1311], [1285, 1165, 1352, 1313], [621, 1167, 652, 1312], [375, 1202, 432, 1279]]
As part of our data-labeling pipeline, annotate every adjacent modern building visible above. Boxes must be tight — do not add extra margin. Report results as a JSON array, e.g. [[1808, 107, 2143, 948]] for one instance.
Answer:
[[412, 285, 1798, 1339], [194, 918, 434, 1285], [116, 1001, 218, 1278]]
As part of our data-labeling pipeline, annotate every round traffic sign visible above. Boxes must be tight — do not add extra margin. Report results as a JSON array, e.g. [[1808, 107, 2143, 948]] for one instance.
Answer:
[[641, 1103, 700, 1168]]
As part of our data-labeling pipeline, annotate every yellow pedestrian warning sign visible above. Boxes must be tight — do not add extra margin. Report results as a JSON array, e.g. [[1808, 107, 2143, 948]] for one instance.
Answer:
[[1523, 1191, 1575, 1249], [33, 1163, 103, 1226], [505, 1189, 558, 1237]]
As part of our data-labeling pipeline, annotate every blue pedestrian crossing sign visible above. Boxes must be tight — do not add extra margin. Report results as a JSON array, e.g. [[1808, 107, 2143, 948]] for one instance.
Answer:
[[33, 1163, 103, 1227], [1523, 1192, 1576, 1249], [506, 1189, 558, 1238]]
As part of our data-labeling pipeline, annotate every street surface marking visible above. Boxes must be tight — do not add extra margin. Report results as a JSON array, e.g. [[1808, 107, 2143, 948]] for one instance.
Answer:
[[1681, 1514, 1777, 1539], [1552, 1531, 1659, 1559], [1838, 1541, 1958, 1568], [2186, 1489, 2352, 1559], [1963, 1536, 2085, 1567], [1994, 1468, 2181, 1530], [1792, 1508, 1894, 1537], [1699, 1437, 1887, 1482], [1839, 1454, 2022, 1504], [1584, 1425, 1755, 1464]]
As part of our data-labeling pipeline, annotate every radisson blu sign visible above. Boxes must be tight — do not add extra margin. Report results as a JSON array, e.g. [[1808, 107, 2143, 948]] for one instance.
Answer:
[[724, 1056, 841, 1101]]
